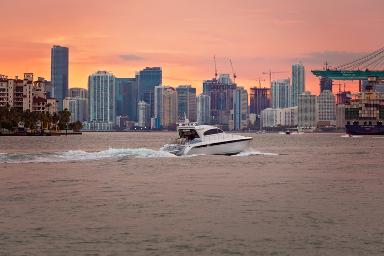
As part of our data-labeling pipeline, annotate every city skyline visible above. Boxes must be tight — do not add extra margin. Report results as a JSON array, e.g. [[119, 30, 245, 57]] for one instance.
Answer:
[[1, 0, 383, 94]]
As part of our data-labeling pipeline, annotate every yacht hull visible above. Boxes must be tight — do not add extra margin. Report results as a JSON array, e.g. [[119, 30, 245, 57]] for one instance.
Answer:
[[185, 138, 252, 155]]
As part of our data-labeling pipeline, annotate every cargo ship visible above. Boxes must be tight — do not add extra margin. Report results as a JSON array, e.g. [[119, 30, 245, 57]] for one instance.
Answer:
[[345, 87, 384, 135]]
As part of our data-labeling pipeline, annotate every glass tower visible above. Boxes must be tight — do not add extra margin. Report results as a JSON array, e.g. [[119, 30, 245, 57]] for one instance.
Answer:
[[51, 45, 69, 110], [137, 67, 162, 117], [291, 63, 305, 107]]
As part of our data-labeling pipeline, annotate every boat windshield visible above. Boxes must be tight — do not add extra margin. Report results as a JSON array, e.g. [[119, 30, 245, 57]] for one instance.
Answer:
[[203, 128, 224, 136], [178, 129, 200, 141]]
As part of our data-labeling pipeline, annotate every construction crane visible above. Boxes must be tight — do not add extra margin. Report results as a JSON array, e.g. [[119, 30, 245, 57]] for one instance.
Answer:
[[257, 77, 266, 88], [229, 59, 237, 83], [262, 69, 288, 85], [213, 55, 218, 80]]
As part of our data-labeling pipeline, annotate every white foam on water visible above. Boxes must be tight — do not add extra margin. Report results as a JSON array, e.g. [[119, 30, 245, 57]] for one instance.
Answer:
[[0, 148, 176, 164], [234, 150, 279, 157], [341, 134, 362, 138]]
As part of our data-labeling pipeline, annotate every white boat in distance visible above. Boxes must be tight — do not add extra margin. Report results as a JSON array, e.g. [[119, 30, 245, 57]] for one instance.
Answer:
[[161, 121, 253, 156]]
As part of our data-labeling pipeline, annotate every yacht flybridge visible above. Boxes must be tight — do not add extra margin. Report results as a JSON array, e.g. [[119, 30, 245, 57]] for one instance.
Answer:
[[161, 121, 253, 156]]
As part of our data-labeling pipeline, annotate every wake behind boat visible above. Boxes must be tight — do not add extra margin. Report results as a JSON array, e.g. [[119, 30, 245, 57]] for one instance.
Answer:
[[161, 121, 253, 156]]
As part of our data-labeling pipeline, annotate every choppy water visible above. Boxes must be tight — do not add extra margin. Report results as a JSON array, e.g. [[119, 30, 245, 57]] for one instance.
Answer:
[[0, 132, 384, 255]]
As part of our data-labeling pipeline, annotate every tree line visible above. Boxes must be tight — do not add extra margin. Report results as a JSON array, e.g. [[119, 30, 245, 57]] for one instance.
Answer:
[[0, 104, 82, 132]]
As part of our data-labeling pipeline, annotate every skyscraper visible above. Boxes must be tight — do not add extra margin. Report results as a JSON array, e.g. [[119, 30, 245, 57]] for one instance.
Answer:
[[298, 92, 318, 130], [154, 86, 177, 130], [51, 45, 69, 110], [137, 67, 162, 117], [197, 93, 211, 125], [137, 101, 150, 128], [318, 90, 336, 125], [64, 88, 89, 122], [271, 79, 291, 108], [88, 71, 116, 130], [229, 86, 248, 130], [203, 74, 236, 129], [320, 77, 333, 92], [250, 87, 271, 115], [69, 88, 88, 99], [115, 77, 137, 120], [176, 85, 197, 122], [291, 63, 305, 107]]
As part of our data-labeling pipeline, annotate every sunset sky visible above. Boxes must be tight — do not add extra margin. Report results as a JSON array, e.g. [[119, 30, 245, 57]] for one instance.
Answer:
[[1, 0, 383, 94]]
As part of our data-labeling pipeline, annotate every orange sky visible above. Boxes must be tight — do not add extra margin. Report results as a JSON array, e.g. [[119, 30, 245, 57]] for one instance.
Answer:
[[1, 0, 383, 95]]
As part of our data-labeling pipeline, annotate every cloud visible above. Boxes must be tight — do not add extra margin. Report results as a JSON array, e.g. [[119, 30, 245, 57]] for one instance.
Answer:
[[119, 54, 145, 61]]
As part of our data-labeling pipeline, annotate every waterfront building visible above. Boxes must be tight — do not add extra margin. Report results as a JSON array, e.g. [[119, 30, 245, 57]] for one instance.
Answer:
[[51, 45, 68, 110], [115, 77, 137, 120], [229, 86, 248, 130], [116, 115, 129, 129], [271, 79, 291, 108], [0, 73, 55, 113], [320, 77, 333, 92], [318, 90, 336, 126], [260, 107, 298, 129], [137, 67, 162, 117], [154, 86, 178, 130], [197, 93, 211, 125], [298, 92, 318, 130], [137, 101, 150, 128], [336, 104, 346, 129], [291, 63, 305, 106], [87, 71, 116, 130], [203, 74, 236, 129], [67, 88, 88, 121], [249, 87, 271, 115], [63, 97, 88, 123], [176, 85, 196, 122]]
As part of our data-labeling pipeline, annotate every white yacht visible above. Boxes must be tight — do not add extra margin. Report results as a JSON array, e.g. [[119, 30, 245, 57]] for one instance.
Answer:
[[161, 122, 253, 156]]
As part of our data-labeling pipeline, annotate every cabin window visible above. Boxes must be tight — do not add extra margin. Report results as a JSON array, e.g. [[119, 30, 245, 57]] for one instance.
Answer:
[[179, 129, 200, 141], [203, 128, 224, 136]]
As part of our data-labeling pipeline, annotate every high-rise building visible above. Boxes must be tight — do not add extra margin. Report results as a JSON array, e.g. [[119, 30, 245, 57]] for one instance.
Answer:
[[64, 88, 88, 122], [176, 85, 196, 122], [51, 45, 69, 110], [154, 86, 178, 129], [69, 88, 88, 98], [320, 77, 333, 92], [318, 90, 336, 126], [87, 71, 115, 130], [0, 73, 55, 113], [115, 78, 137, 120], [203, 74, 236, 129], [137, 67, 162, 117], [271, 79, 291, 108], [298, 92, 318, 130], [229, 87, 248, 130], [137, 101, 150, 128], [261, 107, 298, 128], [250, 87, 271, 115], [291, 63, 305, 106], [197, 93, 211, 125]]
